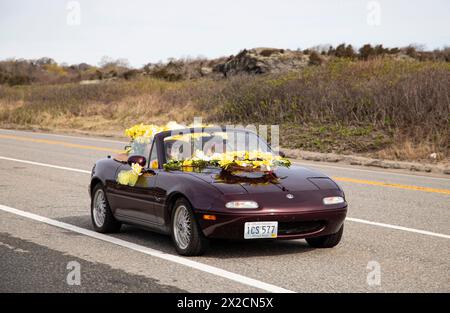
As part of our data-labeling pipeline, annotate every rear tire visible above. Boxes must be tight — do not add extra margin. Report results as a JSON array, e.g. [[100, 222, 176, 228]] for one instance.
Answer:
[[91, 184, 121, 233], [306, 225, 343, 248], [170, 198, 208, 256]]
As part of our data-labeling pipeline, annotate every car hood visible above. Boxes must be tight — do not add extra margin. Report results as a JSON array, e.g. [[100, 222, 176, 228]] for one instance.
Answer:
[[187, 165, 336, 194]]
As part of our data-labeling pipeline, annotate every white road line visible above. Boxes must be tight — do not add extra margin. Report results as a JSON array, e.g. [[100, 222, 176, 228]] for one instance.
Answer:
[[0, 128, 127, 144], [0, 156, 91, 174], [346, 217, 450, 240], [292, 161, 449, 181], [1, 155, 449, 240], [0, 204, 293, 293]]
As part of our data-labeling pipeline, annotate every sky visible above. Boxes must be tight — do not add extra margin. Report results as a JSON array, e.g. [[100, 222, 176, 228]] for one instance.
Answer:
[[1, 0, 449, 67]]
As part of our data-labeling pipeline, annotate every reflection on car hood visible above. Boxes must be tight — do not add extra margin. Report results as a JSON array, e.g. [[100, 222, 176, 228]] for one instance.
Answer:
[[187, 165, 330, 194]]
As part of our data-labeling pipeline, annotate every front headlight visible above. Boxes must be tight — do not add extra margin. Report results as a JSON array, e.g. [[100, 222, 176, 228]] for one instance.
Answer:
[[225, 201, 259, 209], [323, 196, 345, 205]]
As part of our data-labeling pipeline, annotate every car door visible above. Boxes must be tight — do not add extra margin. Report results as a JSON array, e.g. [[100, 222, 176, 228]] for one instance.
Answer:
[[107, 140, 161, 226]]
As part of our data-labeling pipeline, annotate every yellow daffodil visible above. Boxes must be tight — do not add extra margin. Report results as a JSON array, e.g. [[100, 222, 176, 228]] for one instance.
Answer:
[[131, 163, 143, 176], [125, 123, 160, 141], [235, 160, 250, 167], [117, 168, 141, 186], [218, 158, 234, 168], [128, 173, 139, 186], [150, 159, 159, 169], [251, 160, 264, 168], [117, 170, 131, 185]]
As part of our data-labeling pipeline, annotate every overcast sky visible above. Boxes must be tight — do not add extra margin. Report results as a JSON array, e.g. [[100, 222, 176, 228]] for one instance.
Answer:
[[1, 0, 449, 67]]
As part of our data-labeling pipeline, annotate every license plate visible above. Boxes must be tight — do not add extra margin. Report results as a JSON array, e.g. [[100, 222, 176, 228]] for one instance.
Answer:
[[244, 221, 278, 239]]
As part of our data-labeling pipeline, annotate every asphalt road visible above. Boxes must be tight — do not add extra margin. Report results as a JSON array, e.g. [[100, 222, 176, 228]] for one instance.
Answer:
[[0, 128, 449, 293]]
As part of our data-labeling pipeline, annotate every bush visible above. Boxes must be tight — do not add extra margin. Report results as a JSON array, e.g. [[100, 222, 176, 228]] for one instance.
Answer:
[[331, 44, 356, 59], [198, 59, 449, 156], [359, 44, 376, 60], [0, 54, 449, 160], [308, 51, 323, 66]]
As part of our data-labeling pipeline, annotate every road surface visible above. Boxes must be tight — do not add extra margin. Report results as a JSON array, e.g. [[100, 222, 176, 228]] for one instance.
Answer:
[[0, 128, 449, 292]]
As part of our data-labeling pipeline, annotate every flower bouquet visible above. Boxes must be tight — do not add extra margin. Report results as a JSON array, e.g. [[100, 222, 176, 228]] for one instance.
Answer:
[[163, 150, 291, 173]]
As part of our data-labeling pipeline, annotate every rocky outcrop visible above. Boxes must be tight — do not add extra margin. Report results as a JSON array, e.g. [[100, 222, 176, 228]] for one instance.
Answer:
[[214, 48, 309, 76]]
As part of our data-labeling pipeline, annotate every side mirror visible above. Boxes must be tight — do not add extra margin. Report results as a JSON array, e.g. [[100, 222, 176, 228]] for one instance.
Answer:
[[278, 150, 286, 158], [127, 155, 147, 167]]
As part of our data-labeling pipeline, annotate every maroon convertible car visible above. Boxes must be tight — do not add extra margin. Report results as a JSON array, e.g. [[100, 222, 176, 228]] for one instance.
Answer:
[[89, 127, 347, 255]]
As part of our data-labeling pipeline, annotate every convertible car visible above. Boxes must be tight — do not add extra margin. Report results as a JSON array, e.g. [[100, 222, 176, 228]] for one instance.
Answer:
[[89, 127, 347, 255]]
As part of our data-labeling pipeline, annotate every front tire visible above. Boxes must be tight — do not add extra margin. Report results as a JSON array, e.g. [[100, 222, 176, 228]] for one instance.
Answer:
[[171, 198, 208, 256], [91, 184, 121, 233], [306, 225, 343, 248]]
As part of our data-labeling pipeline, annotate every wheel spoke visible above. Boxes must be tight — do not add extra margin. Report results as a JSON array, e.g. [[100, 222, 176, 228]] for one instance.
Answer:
[[93, 189, 106, 227], [173, 205, 192, 250]]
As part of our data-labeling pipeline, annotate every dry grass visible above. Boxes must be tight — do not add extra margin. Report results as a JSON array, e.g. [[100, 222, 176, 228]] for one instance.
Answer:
[[375, 137, 445, 162], [0, 58, 448, 162]]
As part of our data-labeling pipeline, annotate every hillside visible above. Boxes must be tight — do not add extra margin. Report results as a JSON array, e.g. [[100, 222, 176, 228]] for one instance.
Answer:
[[0, 45, 449, 163]]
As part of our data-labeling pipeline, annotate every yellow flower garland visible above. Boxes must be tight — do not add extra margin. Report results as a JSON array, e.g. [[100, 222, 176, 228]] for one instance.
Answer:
[[117, 122, 291, 185], [164, 150, 291, 172]]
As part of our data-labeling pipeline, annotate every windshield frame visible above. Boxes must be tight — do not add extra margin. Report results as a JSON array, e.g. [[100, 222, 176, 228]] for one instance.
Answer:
[[153, 127, 273, 168]]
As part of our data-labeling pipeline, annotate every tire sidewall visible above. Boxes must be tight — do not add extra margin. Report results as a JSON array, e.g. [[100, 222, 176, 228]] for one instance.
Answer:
[[170, 198, 206, 255], [91, 183, 119, 233]]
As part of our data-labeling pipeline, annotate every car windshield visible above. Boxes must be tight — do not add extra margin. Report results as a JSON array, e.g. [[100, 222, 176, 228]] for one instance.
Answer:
[[163, 129, 272, 162]]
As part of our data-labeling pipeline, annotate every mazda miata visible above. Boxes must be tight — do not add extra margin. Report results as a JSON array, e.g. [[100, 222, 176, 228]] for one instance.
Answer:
[[89, 127, 347, 255]]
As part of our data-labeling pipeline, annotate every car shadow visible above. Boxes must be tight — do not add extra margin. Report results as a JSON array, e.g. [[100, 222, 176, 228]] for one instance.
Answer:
[[205, 238, 314, 258], [58, 215, 316, 258]]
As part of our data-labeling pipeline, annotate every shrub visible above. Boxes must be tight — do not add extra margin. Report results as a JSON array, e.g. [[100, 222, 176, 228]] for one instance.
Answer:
[[308, 51, 323, 66], [359, 44, 376, 60], [333, 44, 356, 59]]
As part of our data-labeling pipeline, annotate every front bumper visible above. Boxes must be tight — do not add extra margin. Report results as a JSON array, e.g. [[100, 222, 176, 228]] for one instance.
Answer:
[[196, 206, 347, 240]]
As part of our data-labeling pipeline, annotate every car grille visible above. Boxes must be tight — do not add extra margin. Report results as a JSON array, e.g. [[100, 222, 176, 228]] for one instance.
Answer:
[[278, 220, 325, 235]]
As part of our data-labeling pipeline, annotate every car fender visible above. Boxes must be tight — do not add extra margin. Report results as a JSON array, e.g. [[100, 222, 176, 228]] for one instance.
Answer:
[[157, 172, 225, 226], [89, 158, 122, 197]]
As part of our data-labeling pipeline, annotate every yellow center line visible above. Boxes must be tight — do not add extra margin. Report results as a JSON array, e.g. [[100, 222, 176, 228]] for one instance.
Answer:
[[1, 133, 448, 195], [0, 134, 124, 154], [333, 176, 450, 195]]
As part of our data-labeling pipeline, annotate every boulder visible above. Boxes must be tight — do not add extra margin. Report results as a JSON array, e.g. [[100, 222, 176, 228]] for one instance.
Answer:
[[214, 48, 309, 76]]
